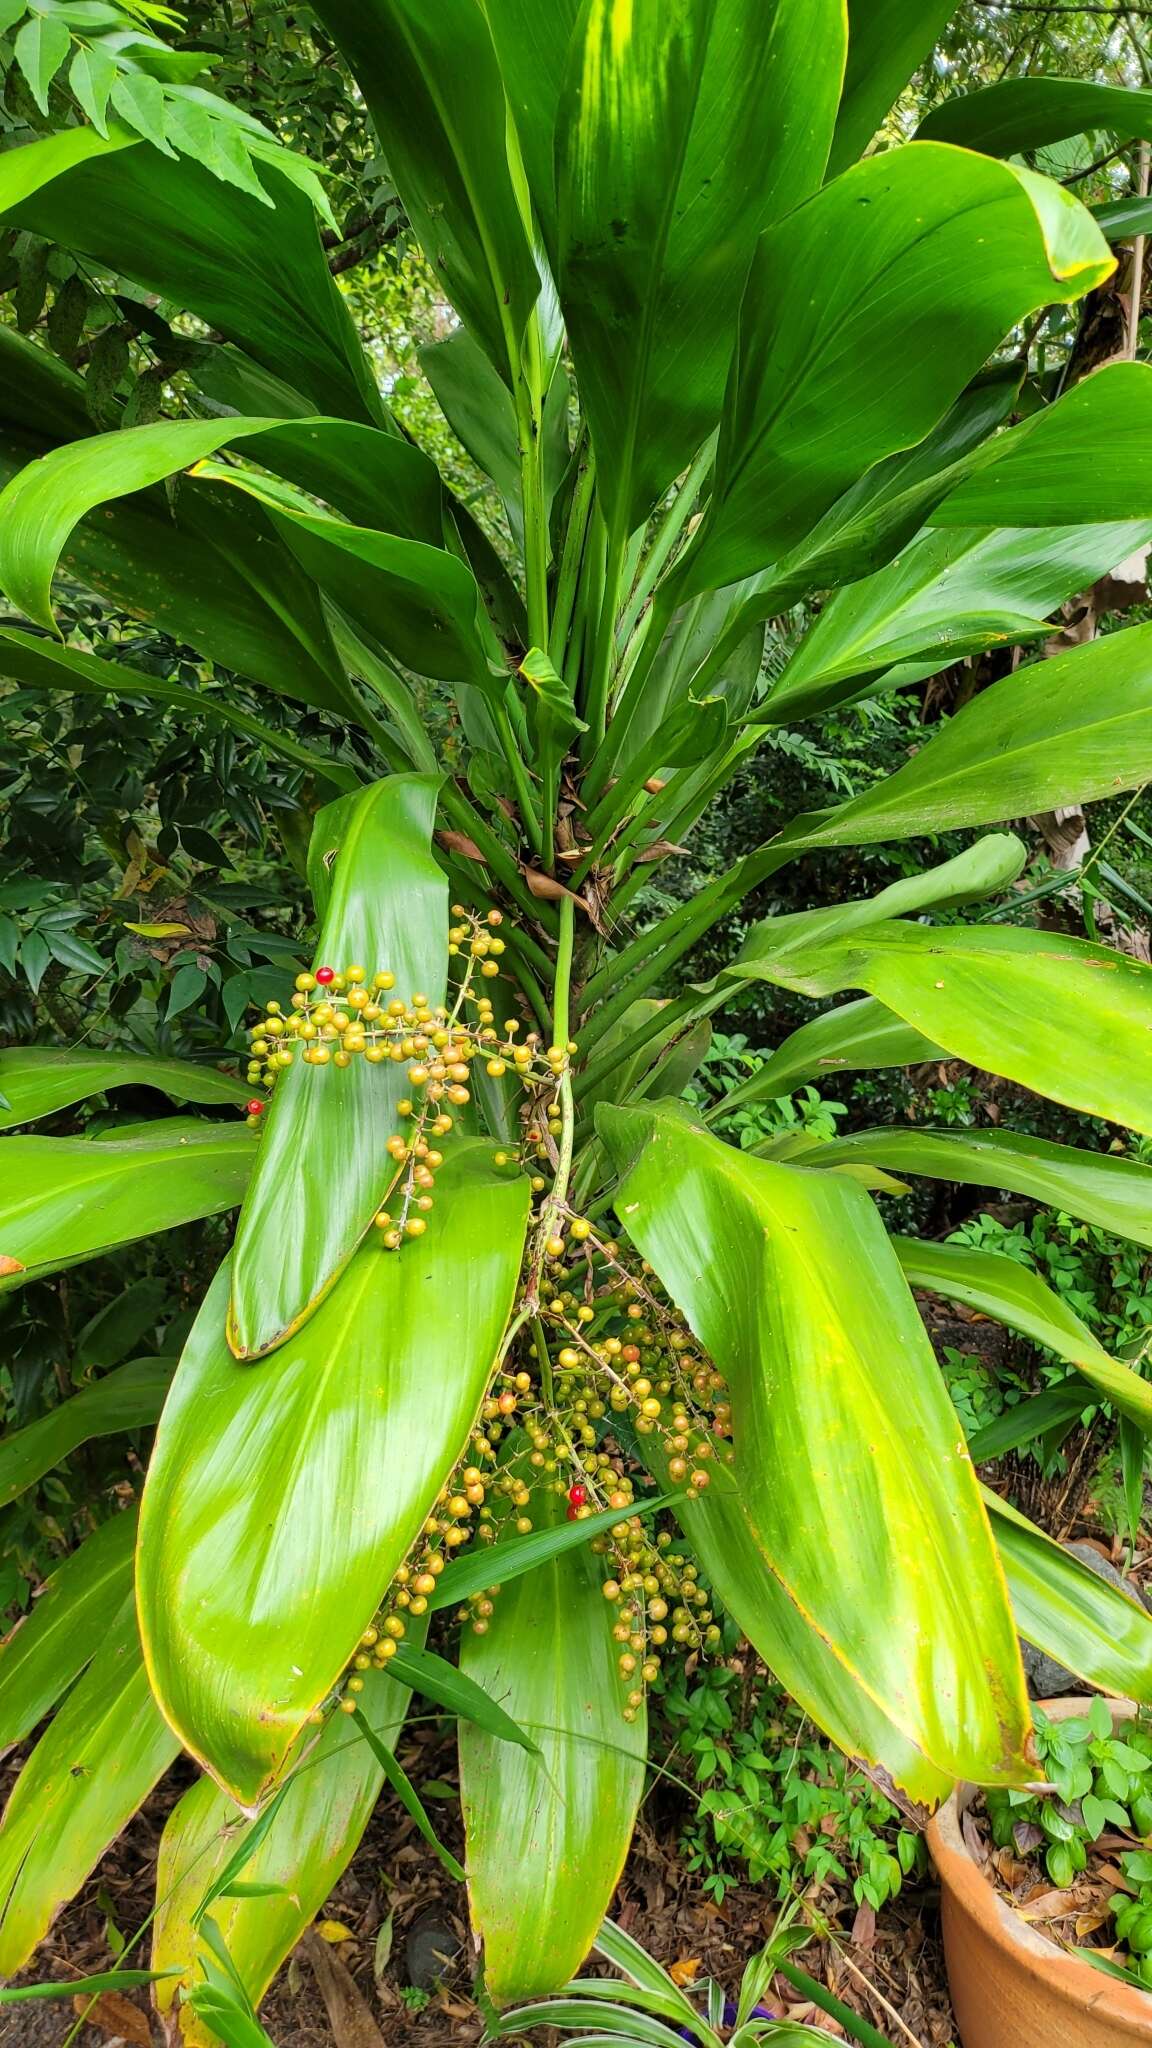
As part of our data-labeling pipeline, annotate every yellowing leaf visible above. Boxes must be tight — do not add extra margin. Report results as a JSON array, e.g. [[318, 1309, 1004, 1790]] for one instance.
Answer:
[[316, 1919, 356, 1944]]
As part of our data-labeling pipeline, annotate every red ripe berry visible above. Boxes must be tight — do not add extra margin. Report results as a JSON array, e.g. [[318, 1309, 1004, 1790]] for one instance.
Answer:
[[245, 1099, 265, 1115], [568, 1483, 587, 1507], [315, 965, 335, 985], [566, 1505, 580, 1521]]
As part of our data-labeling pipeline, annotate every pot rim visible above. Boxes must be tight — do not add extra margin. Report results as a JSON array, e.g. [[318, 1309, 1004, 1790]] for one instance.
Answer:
[[927, 1695, 1152, 2033]]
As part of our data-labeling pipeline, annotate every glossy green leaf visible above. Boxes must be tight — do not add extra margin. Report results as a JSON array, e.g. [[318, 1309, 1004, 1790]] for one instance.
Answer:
[[229, 774, 446, 1359], [0, 630, 358, 788], [0, 1121, 255, 1292], [0, 1511, 136, 1756], [420, 325, 571, 547], [0, 412, 431, 636], [598, 1101, 1030, 1790], [681, 146, 1113, 596], [194, 459, 497, 691], [553, 0, 843, 537], [152, 1658, 417, 2044], [0, 1045, 249, 1129], [768, 520, 1152, 724], [6, 143, 383, 424], [919, 77, 1152, 156], [827, 0, 957, 175], [931, 361, 1152, 529], [69, 42, 118, 132], [140, 1145, 530, 1806], [386, 1644, 540, 1755], [968, 1387, 1088, 1463], [0, 1357, 170, 1507], [894, 1238, 1152, 1430], [459, 1488, 648, 2005], [0, 125, 138, 209], [787, 625, 1152, 848], [792, 1127, 1152, 1250], [729, 835, 1027, 979], [0, 1596, 179, 1976], [750, 920, 1152, 1135], [709, 998, 946, 1116], [312, 0, 539, 380], [986, 1491, 1152, 1703]]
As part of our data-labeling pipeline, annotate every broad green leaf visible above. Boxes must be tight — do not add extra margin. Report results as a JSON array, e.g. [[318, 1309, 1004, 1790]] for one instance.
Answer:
[[967, 1387, 1087, 1463], [229, 774, 446, 1359], [386, 1644, 540, 1755], [598, 1101, 1030, 1790], [13, 12, 71, 113], [0, 127, 137, 211], [140, 1145, 530, 1805], [0, 333, 365, 719], [0, 1511, 136, 1756], [919, 77, 1152, 156], [152, 1657, 417, 2044], [0, 1045, 249, 1129], [420, 324, 570, 547], [195, 460, 497, 691], [827, 0, 957, 175], [791, 1127, 1152, 1250], [6, 144, 384, 424], [709, 998, 946, 1116], [681, 146, 1113, 597], [459, 1488, 648, 2005], [986, 1491, 1152, 1703], [0, 412, 431, 635], [767, 520, 1152, 724], [0, 1356, 170, 1507], [748, 920, 1152, 1136], [894, 1237, 1152, 1430], [553, 0, 843, 537], [786, 626, 1152, 847], [932, 362, 1152, 530], [729, 835, 1027, 978], [0, 1121, 255, 1292], [0, 630, 358, 788], [312, 0, 539, 380], [0, 1596, 179, 1976]]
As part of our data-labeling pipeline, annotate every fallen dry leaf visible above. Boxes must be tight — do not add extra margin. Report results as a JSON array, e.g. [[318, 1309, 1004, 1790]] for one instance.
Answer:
[[851, 1901, 877, 1950], [669, 1958, 701, 1986], [317, 1917, 357, 1943], [71, 1989, 153, 2046], [521, 866, 589, 909], [436, 829, 486, 862], [302, 1931, 386, 2048]]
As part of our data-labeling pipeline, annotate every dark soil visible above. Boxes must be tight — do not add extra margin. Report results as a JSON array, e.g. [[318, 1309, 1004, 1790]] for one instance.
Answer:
[[1, 1712, 958, 2048]]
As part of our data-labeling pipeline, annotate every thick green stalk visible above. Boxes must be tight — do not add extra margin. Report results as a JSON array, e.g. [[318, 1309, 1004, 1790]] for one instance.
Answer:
[[609, 734, 762, 918], [495, 698, 544, 859], [517, 319, 551, 652], [438, 782, 556, 936], [579, 518, 627, 762], [774, 1961, 894, 2048], [583, 578, 676, 801], [549, 446, 595, 675], [577, 842, 796, 1048], [573, 985, 727, 1109], [615, 435, 716, 653]]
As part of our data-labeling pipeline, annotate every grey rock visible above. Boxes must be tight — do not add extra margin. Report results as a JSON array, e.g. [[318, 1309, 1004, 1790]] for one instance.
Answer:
[[1021, 1540, 1148, 1700], [405, 1907, 462, 1990]]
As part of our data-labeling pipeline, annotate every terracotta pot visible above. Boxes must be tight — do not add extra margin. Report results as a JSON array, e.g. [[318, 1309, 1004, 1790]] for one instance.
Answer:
[[928, 1697, 1152, 2047]]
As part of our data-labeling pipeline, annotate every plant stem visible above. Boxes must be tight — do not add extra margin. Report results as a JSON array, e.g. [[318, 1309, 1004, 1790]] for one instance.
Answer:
[[523, 895, 577, 1314], [580, 518, 627, 762], [774, 1960, 895, 2048], [518, 321, 551, 651], [495, 698, 544, 858], [438, 782, 556, 935], [616, 435, 716, 652], [550, 445, 595, 673]]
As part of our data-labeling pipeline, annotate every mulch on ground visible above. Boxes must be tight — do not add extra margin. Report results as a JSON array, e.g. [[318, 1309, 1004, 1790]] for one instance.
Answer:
[[1, 1710, 958, 2048]]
